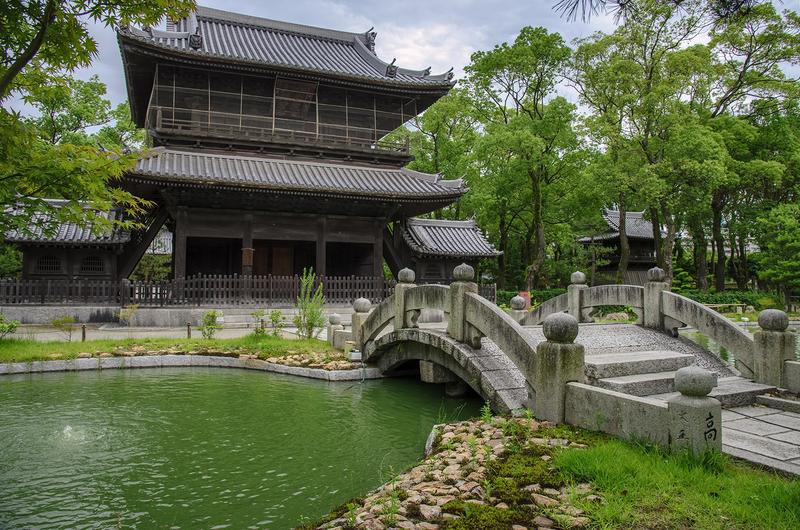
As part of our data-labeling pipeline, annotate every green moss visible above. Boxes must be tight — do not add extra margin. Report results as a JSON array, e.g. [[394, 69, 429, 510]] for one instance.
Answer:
[[441, 500, 534, 530], [489, 449, 564, 488]]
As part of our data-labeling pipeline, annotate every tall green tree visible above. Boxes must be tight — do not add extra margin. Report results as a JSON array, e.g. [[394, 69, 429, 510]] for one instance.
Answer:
[[0, 1, 194, 240], [464, 26, 582, 288]]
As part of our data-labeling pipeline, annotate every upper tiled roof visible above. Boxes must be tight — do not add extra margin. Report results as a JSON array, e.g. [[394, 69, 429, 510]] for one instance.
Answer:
[[578, 209, 655, 242], [402, 218, 501, 259], [118, 6, 454, 89], [131, 148, 466, 201], [5, 200, 130, 246]]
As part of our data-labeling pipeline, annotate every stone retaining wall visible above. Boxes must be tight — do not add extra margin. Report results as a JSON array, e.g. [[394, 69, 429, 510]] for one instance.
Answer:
[[0, 355, 383, 381]]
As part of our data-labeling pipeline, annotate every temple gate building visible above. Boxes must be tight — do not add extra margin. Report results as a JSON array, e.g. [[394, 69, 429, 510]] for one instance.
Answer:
[[6, 6, 499, 293]]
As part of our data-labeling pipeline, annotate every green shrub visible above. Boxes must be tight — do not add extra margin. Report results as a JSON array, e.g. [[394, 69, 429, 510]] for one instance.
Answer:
[[269, 309, 284, 337], [51, 315, 76, 341], [201, 310, 222, 339], [117, 304, 139, 326], [0, 313, 19, 339], [293, 268, 325, 339], [251, 309, 266, 336]]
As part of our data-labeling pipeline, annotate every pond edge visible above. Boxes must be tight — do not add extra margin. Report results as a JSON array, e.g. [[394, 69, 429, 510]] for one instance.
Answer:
[[0, 355, 384, 381]]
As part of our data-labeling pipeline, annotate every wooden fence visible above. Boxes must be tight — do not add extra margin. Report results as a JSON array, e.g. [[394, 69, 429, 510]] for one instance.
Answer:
[[0, 275, 497, 307]]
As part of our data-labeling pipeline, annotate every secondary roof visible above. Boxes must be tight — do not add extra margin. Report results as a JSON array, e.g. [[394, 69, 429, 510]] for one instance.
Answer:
[[401, 218, 501, 259], [578, 209, 656, 243]]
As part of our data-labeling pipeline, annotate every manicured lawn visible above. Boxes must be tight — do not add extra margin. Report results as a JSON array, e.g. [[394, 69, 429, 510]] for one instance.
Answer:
[[0, 334, 338, 363]]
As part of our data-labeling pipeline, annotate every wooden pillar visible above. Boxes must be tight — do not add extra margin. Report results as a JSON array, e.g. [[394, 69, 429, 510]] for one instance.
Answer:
[[242, 214, 253, 276], [174, 207, 188, 279], [373, 220, 384, 278], [315, 217, 326, 276]]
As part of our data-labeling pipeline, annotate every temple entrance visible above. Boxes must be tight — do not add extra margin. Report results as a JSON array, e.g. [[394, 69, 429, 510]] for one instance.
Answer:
[[326, 242, 374, 276], [253, 240, 315, 276], [186, 237, 242, 276]]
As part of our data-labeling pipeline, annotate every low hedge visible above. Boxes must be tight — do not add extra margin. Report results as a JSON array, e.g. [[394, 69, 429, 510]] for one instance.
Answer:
[[676, 289, 781, 310], [496, 288, 567, 307]]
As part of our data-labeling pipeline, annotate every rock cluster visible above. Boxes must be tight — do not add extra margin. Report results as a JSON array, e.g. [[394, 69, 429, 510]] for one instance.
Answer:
[[271, 352, 358, 371], [318, 418, 599, 530]]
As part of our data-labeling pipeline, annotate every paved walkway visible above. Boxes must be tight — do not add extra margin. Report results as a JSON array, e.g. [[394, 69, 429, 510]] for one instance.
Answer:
[[722, 405, 800, 475]]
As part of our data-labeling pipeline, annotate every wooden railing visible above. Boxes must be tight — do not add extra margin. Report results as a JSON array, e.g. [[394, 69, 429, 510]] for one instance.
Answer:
[[0, 275, 497, 307]]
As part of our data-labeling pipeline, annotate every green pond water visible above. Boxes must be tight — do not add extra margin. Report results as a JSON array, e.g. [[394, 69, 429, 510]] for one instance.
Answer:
[[0, 368, 480, 529]]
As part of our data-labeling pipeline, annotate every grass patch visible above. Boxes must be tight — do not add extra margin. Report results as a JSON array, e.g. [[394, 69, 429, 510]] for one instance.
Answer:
[[0, 334, 337, 363], [441, 499, 534, 530], [555, 438, 800, 529]]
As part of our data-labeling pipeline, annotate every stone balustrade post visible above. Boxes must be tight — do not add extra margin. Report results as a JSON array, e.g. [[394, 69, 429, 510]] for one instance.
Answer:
[[668, 366, 722, 456], [394, 268, 417, 330], [644, 266, 669, 330], [567, 271, 588, 323], [507, 295, 527, 323], [752, 309, 796, 387], [351, 297, 371, 350], [530, 313, 585, 423], [327, 313, 343, 346], [447, 263, 479, 343]]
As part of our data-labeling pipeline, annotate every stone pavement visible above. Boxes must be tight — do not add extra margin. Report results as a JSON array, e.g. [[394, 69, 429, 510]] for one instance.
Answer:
[[722, 405, 800, 475]]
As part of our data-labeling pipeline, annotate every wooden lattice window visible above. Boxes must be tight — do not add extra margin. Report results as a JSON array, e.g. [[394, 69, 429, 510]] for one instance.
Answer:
[[36, 255, 61, 273], [80, 256, 105, 274]]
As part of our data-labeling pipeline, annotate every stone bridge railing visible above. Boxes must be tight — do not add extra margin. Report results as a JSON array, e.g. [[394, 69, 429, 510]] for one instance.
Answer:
[[514, 267, 798, 386]]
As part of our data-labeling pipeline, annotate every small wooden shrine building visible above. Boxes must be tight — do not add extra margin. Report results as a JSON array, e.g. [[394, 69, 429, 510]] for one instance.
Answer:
[[6, 6, 499, 286]]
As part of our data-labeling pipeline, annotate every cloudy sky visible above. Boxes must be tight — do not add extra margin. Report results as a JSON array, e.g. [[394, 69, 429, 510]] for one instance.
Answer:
[[48, 0, 619, 108]]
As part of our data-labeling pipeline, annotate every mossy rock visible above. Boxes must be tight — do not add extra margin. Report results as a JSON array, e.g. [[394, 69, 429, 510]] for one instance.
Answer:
[[489, 450, 564, 488]]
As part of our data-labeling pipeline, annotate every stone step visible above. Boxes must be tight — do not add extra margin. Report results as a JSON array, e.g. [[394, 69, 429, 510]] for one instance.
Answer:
[[594, 371, 678, 397], [756, 395, 800, 414], [585, 350, 695, 380], [648, 377, 776, 408]]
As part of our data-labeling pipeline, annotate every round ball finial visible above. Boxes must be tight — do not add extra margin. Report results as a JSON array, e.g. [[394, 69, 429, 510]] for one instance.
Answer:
[[452, 263, 475, 282], [398, 268, 416, 284], [647, 267, 666, 282], [510, 295, 526, 311], [329, 313, 342, 325], [543, 313, 579, 343], [674, 366, 716, 397], [758, 309, 789, 332], [570, 271, 586, 285], [353, 298, 371, 313]]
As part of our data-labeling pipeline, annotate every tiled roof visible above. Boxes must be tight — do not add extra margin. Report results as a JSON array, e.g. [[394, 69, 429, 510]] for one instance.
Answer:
[[402, 218, 501, 259], [5, 200, 130, 246], [118, 6, 454, 89], [578, 209, 655, 242], [132, 148, 466, 201]]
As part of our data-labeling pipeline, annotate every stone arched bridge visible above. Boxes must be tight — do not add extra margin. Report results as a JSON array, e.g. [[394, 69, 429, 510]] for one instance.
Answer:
[[328, 265, 799, 466]]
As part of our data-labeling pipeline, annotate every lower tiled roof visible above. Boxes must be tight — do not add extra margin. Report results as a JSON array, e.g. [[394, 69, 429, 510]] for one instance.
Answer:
[[5, 200, 129, 246], [402, 218, 501, 259], [132, 148, 466, 202]]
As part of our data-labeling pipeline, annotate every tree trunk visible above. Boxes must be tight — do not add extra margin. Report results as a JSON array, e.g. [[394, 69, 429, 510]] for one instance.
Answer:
[[649, 207, 664, 268], [661, 204, 676, 282], [497, 210, 509, 290], [527, 169, 545, 289], [689, 220, 708, 291], [711, 193, 726, 292], [616, 194, 630, 285], [733, 230, 749, 290]]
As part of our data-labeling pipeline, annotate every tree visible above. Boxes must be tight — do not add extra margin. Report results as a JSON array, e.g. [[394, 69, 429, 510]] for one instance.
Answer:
[[754, 203, 800, 300], [0, 1, 193, 243], [464, 27, 582, 288], [0, 0, 195, 100], [554, 0, 766, 22]]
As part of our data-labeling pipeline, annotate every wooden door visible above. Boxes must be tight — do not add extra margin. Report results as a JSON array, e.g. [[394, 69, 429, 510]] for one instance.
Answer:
[[272, 246, 293, 276]]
